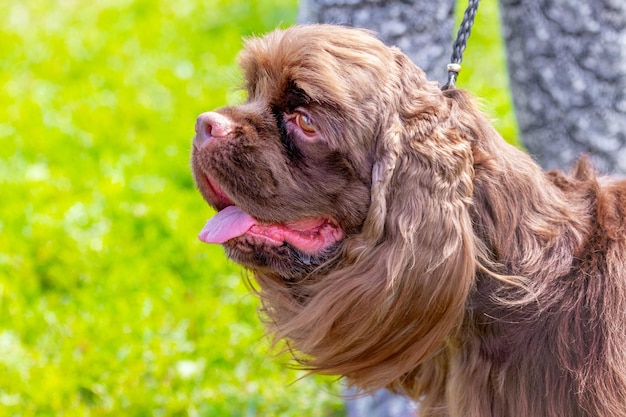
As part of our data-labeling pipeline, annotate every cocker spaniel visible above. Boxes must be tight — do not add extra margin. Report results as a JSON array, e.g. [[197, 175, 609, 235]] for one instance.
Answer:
[[191, 25, 626, 417]]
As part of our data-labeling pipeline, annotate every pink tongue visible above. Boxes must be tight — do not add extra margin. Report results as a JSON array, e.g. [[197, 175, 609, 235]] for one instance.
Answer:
[[198, 205, 257, 244]]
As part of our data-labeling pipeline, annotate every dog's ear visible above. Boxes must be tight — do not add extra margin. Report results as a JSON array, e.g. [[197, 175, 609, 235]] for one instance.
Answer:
[[354, 49, 478, 324], [335, 59, 479, 391]]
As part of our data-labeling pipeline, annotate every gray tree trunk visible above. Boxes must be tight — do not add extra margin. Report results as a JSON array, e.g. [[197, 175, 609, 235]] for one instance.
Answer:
[[298, 0, 626, 176], [499, 0, 626, 174]]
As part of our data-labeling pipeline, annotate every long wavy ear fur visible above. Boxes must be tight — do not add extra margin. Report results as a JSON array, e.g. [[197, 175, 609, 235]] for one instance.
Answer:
[[253, 50, 480, 395]]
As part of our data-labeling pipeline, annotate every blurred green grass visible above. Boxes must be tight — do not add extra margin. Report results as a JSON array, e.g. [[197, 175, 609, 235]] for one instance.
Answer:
[[0, 0, 515, 416]]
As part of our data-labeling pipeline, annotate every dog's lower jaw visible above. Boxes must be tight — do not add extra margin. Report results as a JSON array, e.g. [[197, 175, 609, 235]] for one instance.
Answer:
[[223, 238, 343, 282]]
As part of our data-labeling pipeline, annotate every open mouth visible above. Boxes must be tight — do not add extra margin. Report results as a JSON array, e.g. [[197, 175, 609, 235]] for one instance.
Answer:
[[198, 206, 343, 253], [197, 176, 344, 254]]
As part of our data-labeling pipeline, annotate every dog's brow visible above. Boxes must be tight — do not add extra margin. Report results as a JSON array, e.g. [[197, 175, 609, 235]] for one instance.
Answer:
[[280, 80, 312, 110]]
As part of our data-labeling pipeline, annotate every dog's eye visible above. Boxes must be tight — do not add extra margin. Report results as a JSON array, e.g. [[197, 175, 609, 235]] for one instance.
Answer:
[[295, 112, 316, 135]]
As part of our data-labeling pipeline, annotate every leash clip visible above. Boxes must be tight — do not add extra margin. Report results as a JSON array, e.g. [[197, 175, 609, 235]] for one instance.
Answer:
[[442, 63, 462, 90]]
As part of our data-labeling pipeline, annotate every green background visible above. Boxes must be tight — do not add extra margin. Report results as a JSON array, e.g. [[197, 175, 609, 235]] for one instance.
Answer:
[[0, 0, 516, 415]]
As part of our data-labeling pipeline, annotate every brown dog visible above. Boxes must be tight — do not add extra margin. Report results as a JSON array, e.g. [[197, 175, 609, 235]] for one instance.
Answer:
[[191, 25, 626, 417]]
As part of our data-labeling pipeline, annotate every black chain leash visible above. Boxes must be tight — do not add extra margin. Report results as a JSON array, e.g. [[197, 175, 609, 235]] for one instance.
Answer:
[[442, 0, 480, 90]]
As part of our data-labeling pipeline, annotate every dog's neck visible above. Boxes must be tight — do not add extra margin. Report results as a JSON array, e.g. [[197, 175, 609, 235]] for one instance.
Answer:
[[470, 138, 595, 284]]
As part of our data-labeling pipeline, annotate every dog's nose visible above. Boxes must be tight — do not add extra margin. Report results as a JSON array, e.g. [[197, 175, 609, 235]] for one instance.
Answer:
[[194, 112, 234, 149]]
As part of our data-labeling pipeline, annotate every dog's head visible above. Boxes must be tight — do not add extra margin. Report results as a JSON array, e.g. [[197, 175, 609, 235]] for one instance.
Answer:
[[191, 25, 398, 279], [191, 25, 485, 393]]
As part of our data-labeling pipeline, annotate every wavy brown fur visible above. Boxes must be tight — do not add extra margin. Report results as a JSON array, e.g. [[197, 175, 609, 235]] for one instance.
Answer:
[[192, 25, 626, 416]]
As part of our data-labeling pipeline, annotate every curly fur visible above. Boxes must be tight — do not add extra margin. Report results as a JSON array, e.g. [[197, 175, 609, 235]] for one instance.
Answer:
[[191, 25, 626, 416]]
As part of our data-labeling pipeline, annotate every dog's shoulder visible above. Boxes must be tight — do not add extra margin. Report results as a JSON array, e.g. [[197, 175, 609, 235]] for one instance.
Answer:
[[545, 156, 625, 243]]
